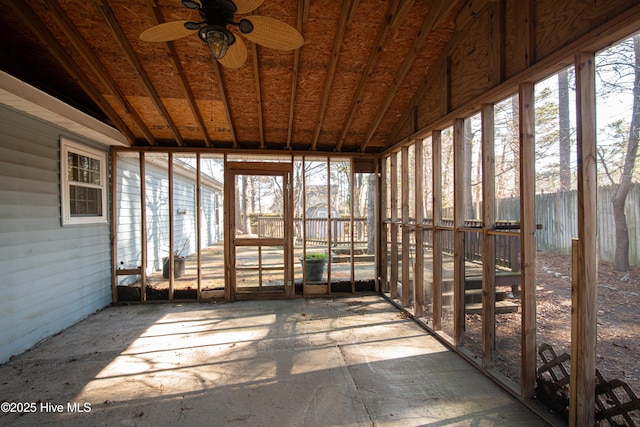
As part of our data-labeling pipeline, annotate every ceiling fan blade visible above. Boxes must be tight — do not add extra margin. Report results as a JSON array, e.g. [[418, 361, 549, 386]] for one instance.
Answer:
[[240, 16, 304, 51], [218, 36, 247, 68], [234, 0, 264, 15], [140, 20, 195, 42]]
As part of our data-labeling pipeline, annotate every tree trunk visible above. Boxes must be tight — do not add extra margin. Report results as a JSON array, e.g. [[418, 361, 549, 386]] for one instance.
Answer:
[[612, 35, 640, 272], [558, 69, 571, 191], [367, 174, 376, 255]]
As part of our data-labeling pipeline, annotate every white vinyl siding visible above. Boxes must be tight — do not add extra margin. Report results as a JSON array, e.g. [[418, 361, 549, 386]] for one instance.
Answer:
[[0, 104, 112, 363]]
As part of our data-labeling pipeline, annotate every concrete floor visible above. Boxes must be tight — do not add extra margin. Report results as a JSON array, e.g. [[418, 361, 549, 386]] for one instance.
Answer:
[[1, 296, 550, 426]]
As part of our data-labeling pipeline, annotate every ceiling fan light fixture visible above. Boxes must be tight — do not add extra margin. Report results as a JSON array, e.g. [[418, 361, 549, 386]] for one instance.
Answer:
[[199, 26, 235, 59]]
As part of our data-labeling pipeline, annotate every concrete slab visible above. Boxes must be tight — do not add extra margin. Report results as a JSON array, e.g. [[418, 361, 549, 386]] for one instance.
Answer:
[[0, 296, 549, 426]]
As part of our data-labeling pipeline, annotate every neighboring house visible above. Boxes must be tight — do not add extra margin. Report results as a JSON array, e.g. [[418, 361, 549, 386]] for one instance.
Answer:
[[115, 156, 223, 284], [305, 204, 343, 241], [0, 71, 127, 363]]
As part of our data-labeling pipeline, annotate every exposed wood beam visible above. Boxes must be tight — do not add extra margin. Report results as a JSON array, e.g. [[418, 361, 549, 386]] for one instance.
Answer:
[[487, 0, 504, 88], [431, 129, 443, 330], [286, 0, 306, 150], [9, 1, 136, 144], [389, 152, 399, 299], [401, 146, 409, 306], [390, 0, 415, 28], [519, 81, 536, 398], [46, 0, 156, 145], [212, 60, 237, 147], [413, 137, 424, 317], [251, 42, 265, 148], [145, 0, 211, 146], [570, 50, 597, 426], [455, 0, 498, 30], [359, 0, 460, 152], [453, 118, 465, 347], [389, 2, 640, 153], [391, 0, 501, 145], [512, 0, 534, 72], [310, 0, 359, 150], [379, 156, 388, 293], [335, 0, 402, 152], [92, 0, 184, 146], [481, 103, 496, 368], [386, 32, 462, 147]]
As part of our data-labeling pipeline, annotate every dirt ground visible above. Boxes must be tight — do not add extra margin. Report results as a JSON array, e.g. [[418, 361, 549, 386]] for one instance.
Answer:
[[466, 252, 640, 399]]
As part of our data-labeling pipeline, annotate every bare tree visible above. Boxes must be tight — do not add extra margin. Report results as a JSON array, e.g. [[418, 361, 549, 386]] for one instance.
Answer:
[[596, 35, 640, 272], [558, 69, 572, 191]]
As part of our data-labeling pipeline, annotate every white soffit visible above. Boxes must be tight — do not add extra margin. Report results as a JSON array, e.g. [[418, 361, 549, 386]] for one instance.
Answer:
[[0, 70, 128, 147]]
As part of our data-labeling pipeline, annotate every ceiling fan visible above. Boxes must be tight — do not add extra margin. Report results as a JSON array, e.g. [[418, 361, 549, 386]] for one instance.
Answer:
[[140, 0, 304, 68]]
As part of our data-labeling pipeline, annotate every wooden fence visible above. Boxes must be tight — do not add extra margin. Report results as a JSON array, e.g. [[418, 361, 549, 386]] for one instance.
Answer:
[[499, 184, 640, 266], [255, 183, 639, 267], [257, 216, 369, 246]]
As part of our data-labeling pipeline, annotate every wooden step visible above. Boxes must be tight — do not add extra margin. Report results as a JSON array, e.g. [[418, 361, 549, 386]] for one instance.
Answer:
[[465, 300, 520, 314], [443, 289, 509, 304]]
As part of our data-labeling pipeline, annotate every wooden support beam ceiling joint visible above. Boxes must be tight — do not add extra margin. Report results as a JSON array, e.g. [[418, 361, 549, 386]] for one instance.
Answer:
[[144, 0, 211, 147], [92, 0, 185, 146]]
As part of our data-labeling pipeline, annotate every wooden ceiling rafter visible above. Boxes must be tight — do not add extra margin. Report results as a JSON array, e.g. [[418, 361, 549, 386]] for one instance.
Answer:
[[358, 0, 461, 152], [310, 0, 360, 151], [286, 0, 306, 150], [8, 1, 136, 143], [92, 0, 185, 146], [386, 32, 464, 146], [144, 0, 211, 147], [251, 33, 265, 148], [212, 59, 237, 147], [390, 0, 415, 28], [335, 0, 405, 152], [46, 0, 156, 145]]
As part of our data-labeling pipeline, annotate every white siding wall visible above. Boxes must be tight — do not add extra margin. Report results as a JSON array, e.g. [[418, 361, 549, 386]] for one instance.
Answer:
[[0, 105, 112, 363], [115, 157, 223, 283]]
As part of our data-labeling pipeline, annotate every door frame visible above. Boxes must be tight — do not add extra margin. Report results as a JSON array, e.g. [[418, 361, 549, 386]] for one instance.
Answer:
[[224, 161, 294, 299]]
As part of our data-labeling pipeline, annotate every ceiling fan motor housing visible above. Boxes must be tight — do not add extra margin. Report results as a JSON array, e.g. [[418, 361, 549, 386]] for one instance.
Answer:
[[198, 0, 237, 26]]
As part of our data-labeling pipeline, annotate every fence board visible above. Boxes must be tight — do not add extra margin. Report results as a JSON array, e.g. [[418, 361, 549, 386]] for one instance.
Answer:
[[531, 184, 639, 266]]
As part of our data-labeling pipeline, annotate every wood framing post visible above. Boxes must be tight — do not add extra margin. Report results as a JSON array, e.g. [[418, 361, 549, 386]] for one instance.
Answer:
[[401, 146, 410, 306], [375, 157, 381, 293], [390, 153, 399, 299], [453, 118, 466, 347], [350, 159, 356, 292], [139, 152, 147, 302], [519, 82, 537, 398], [302, 157, 308, 294], [286, 161, 295, 297], [380, 156, 388, 293], [224, 155, 233, 300], [327, 158, 332, 289], [481, 104, 496, 368], [432, 130, 443, 330], [196, 153, 202, 299], [414, 139, 425, 317], [168, 153, 175, 300], [570, 51, 598, 427], [110, 149, 118, 303]]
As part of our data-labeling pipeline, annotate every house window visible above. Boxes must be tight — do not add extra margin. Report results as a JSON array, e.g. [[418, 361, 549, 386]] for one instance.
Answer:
[[61, 138, 107, 225]]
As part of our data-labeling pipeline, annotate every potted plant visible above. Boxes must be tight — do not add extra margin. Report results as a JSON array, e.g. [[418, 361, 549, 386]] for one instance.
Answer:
[[300, 253, 328, 282], [163, 238, 188, 279]]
